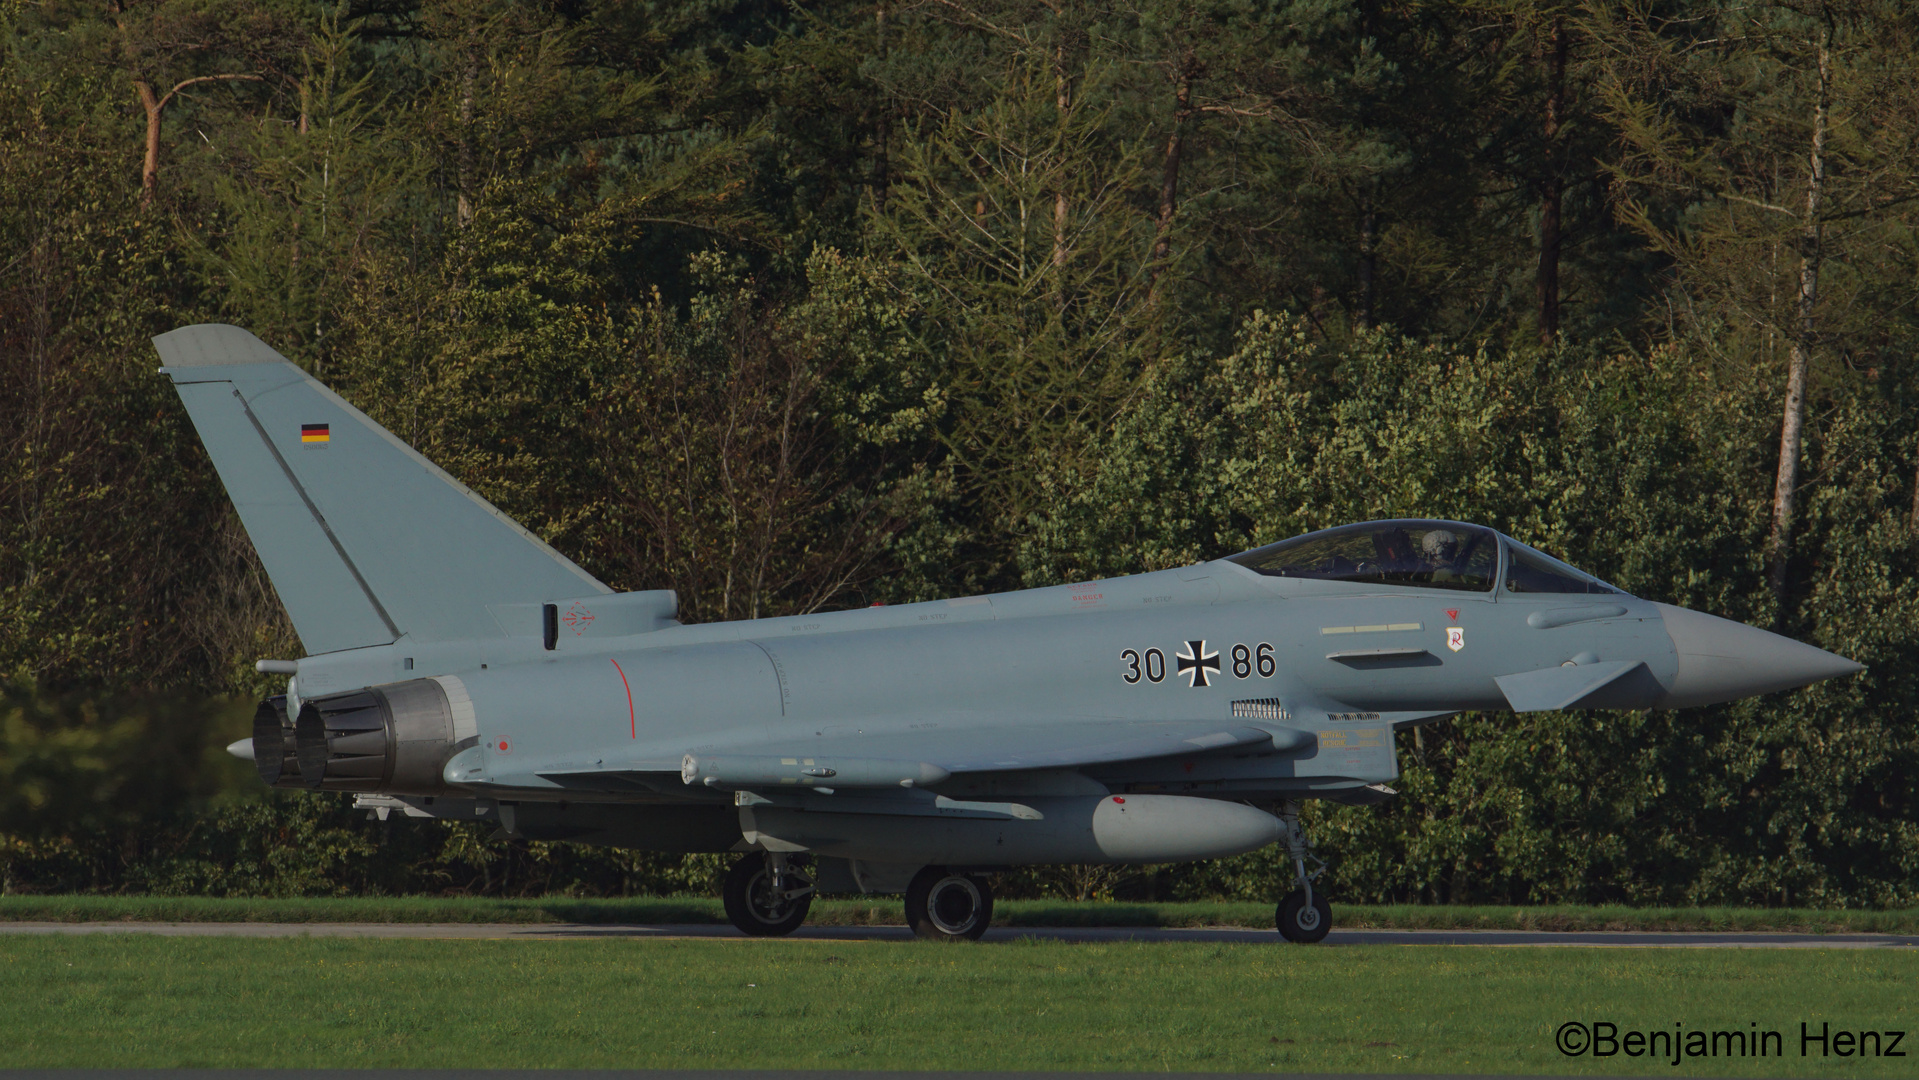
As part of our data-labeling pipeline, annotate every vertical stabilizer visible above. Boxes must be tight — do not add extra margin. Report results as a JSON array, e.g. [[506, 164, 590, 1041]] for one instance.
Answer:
[[156, 324, 609, 654]]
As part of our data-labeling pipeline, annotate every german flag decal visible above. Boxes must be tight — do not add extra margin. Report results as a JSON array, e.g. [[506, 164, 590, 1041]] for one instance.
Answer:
[[300, 423, 330, 444]]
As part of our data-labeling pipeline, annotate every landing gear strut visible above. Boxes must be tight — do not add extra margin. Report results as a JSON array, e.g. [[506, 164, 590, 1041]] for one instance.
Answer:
[[904, 865, 995, 940], [722, 852, 814, 937], [1274, 801, 1330, 943]]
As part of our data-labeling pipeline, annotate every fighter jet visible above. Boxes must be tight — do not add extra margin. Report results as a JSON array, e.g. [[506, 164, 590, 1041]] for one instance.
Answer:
[[157, 324, 1863, 942]]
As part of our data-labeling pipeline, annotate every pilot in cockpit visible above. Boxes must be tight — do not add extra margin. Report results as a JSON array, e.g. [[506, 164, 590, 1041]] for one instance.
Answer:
[[1421, 529, 1467, 583]]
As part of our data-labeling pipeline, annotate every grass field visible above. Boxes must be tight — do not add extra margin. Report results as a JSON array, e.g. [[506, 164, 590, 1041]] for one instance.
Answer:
[[0, 934, 1913, 1074], [3, 894, 1917, 934]]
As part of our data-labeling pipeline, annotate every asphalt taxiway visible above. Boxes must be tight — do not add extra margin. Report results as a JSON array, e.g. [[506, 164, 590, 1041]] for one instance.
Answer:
[[0, 922, 1912, 948]]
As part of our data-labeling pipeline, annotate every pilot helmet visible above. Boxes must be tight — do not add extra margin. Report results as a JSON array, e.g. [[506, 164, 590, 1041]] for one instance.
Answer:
[[1420, 529, 1459, 561]]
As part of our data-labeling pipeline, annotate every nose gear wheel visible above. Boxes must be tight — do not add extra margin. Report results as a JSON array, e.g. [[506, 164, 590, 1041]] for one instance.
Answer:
[[1277, 887, 1331, 942], [1274, 801, 1331, 943]]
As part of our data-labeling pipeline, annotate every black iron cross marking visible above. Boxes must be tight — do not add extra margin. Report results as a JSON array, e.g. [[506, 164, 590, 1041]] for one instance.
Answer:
[[1176, 640, 1220, 688]]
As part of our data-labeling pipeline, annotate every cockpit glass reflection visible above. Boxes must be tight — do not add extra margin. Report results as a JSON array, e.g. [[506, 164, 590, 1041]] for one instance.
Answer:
[[1502, 542, 1618, 594], [1229, 521, 1497, 592]]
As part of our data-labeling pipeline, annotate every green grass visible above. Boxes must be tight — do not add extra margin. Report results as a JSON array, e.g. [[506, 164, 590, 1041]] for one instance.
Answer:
[[1, 935, 1913, 1074], [2, 893, 1916, 934]]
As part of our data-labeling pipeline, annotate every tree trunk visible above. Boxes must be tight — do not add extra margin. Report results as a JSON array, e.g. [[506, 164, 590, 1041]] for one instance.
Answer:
[[1146, 62, 1192, 307], [457, 44, 479, 228], [1536, 174, 1563, 345], [1051, 39, 1070, 307], [1356, 181, 1377, 330], [873, 4, 890, 211], [137, 80, 163, 204], [129, 70, 260, 206], [1910, 441, 1919, 531], [1766, 30, 1831, 617], [1535, 15, 1567, 348]]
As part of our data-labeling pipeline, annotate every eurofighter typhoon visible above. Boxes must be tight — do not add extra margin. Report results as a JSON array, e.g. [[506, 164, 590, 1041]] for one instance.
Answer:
[[159, 324, 1864, 941]]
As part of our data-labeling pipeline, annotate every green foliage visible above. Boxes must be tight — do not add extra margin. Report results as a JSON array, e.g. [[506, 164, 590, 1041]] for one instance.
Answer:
[[1599, 1, 1919, 376], [0, 771, 731, 899], [579, 248, 946, 618], [193, 15, 423, 367], [2, 1, 1917, 906], [0, 683, 247, 836], [0, 54, 290, 694], [0, 680, 250, 892]]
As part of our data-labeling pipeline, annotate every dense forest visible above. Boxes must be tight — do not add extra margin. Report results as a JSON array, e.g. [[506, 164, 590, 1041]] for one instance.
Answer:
[[2, 0, 1916, 905]]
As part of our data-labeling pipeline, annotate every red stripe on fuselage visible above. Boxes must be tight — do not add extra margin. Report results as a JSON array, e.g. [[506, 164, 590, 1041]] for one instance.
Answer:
[[610, 658, 635, 738]]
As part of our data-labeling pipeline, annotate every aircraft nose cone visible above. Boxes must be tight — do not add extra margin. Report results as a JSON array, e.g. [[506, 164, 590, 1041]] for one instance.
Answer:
[[1653, 603, 1863, 708]]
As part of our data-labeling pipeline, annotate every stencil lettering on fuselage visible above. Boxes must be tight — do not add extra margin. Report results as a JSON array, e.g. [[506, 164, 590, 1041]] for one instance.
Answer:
[[1120, 639, 1277, 686], [1292, 723, 1397, 783]]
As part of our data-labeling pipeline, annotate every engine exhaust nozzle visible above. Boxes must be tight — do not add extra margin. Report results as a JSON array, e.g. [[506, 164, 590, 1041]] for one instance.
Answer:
[[292, 679, 461, 795]]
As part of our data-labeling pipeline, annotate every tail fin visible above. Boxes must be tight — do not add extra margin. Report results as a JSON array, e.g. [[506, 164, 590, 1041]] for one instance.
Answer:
[[157, 324, 608, 654]]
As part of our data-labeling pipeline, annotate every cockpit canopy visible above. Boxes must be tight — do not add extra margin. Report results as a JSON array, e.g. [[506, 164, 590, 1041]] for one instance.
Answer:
[[1227, 519, 1618, 595]]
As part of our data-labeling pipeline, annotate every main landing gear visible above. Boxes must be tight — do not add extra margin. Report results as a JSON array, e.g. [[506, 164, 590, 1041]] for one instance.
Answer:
[[720, 855, 995, 940], [1274, 801, 1331, 943], [904, 865, 995, 941], [722, 852, 815, 936]]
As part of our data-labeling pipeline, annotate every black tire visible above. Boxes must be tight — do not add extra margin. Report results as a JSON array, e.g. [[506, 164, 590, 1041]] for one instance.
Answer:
[[1275, 887, 1332, 943], [904, 865, 994, 941], [722, 855, 812, 937]]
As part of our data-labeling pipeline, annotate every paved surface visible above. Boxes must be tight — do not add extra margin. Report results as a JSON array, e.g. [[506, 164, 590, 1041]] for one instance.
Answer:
[[0, 921, 1912, 948]]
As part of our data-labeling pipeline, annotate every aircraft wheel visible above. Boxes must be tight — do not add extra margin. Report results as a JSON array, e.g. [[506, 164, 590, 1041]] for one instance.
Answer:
[[905, 866, 994, 941], [722, 855, 812, 937], [1275, 888, 1331, 943]]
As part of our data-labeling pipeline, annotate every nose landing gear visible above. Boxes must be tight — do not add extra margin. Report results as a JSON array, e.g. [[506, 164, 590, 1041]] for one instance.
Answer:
[[1274, 801, 1331, 943], [722, 852, 815, 937]]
